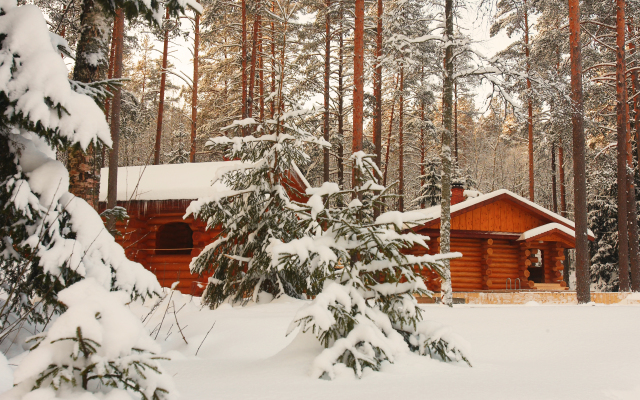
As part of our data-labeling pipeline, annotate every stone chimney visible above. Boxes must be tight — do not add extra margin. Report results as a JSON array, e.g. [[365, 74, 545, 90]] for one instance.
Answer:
[[451, 183, 465, 205]]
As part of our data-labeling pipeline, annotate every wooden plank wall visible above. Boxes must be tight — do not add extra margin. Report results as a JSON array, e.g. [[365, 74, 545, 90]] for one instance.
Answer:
[[483, 239, 521, 290]]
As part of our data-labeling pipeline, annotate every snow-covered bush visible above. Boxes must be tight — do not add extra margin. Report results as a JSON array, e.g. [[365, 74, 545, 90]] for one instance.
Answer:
[[187, 109, 329, 307], [4, 279, 174, 400], [0, 0, 160, 343], [270, 152, 470, 379]]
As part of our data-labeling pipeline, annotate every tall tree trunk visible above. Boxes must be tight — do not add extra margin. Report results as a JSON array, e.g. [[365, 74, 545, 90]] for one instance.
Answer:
[[69, 0, 112, 209], [242, 0, 247, 123], [441, 0, 454, 307], [338, 24, 344, 189], [106, 8, 124, 232], [627, 21, 640, 292], [247, 2, 261, 120], [374, 0, 383, 170], [383, 75, 399, 187], [154, 8, 170, 165], [398, 66, 404, 211], [551, 142, 557, 213], [259, 26, 265, 121], [102, 20, 118, 169], [630, 22, 640, 166], [568, 0, 591, 303], [190, 3, 200, 162], [454, 82, 458, 163], [270, 1, 275, 118], [323, 0, 331, 183], [559, 139, 570, 285], [420, 66, 426, 209], [525, 0, 534, 201], [352, 0, 364, 181], [616, 0, 631, 291]]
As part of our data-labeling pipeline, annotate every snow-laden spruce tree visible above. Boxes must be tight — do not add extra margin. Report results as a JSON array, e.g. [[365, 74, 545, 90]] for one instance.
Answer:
[[269, 152, 470, 379], [187, 109, 329, 307], [0, 0, 160, 342], [4, 279, 173, 400], [415, 158, 441, 208]]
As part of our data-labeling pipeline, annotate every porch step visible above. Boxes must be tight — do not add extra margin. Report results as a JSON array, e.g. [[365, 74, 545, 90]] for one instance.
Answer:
[[533, 283, 567, 291]]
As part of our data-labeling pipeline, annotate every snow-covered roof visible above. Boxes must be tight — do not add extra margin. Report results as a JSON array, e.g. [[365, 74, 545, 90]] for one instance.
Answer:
[[99, 161, 311, 202], [517, 223, 576, 241], [99, 161, 243, 202], [416, 189, 594, 236]]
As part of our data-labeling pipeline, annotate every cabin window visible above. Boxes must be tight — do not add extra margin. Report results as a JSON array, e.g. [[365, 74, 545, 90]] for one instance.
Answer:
[[156, 222, 193, 255], [529, 249, 545, 283]]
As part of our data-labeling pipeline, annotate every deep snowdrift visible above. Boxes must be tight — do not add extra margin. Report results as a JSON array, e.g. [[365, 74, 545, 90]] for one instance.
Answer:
[[4, 291, 640, 400]]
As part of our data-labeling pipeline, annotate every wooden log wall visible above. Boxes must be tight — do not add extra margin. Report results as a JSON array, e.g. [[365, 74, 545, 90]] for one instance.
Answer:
[[108, 201, 222, 295], [449, 237, 483, 291]]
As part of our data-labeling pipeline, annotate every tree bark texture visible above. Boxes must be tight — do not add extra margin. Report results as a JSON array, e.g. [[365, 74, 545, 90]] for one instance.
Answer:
[[352, 0, 364, 162], [69, 0, 112, 210], [374, 0, 383, 170], [398, 66, 404, 212], [338, 25, 344, 189], [154, 8, 170, 165], [190, 4, 200, 162], [551, 142, 557, 213], [323, 0, 331, 183], [524, 0, 534, 202], [106, 8, 124, 232], [568, 0, 591, 303], [615, 0, 630, 291], [247, 2, 261, 120], [440, 0, 454, 307]]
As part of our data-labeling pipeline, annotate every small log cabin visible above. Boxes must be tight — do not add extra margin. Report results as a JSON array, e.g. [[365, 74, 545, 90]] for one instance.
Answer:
[[408, 185, 595, 292], [98, 161, 310, 295]]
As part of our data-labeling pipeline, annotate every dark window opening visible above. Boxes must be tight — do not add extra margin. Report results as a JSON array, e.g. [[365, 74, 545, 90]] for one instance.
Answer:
[[529, 249, 545, 283], [156, 222, 193, 255]]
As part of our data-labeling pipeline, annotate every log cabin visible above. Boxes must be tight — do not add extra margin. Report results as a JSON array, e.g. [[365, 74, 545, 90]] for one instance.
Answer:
[[98, 161, 310, 295], [408, 185, 595, 292]]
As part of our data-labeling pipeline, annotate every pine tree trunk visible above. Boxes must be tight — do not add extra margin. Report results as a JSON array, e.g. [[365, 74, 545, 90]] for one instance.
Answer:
[[568, 0, 591, 303], [106, 8, 124, 232], [525, 0, 534, 202], [420, 67, 426, 209], [338, 24, 344, 189], [69, 0, 112, 210], [259, 27, 265, 120], [190, 4, 200, 162], [270, 1, 275, 119], [323, 0, 331, 183], [616, 0, 630, 291], [352, 0, 364, 177], [242, 0, 247, 124], [440, 0, 454, 307], [247, 3, 261, 122], [559, 139, 570, 287], [551, 142, 557, 213], [383, 75, 399, 187], [154, 8, 170, 165], [374, 0, 383, 170], [398, 66, 404, 212], [454, 82, 458, 163]]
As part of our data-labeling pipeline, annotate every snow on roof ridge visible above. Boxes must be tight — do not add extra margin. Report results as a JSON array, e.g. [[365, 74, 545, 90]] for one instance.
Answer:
[[517, 223, 576, 241]]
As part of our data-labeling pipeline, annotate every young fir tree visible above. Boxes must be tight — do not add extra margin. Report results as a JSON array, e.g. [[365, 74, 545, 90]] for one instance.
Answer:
[[415, 158, 441, 208], [6, 279, 173, 400], [588, 181, 619, 291], [187, 109, 329, 307], [269, 152, 470, 379], [0, 0, 160, 341]]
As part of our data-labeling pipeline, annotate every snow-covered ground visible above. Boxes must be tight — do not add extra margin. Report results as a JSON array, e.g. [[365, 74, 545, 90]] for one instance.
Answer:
[[3, 291, 639, 400], [101, 292, 640, 400]]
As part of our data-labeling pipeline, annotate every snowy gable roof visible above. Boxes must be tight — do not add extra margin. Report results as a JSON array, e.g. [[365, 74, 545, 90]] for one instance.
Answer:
[[416, 189, 594, 236], [518, 223, 576, 241], [99, 161, 244, 202]]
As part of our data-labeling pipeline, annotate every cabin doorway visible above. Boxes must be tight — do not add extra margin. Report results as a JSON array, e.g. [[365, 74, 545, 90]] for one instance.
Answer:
[[528, 249, 545, 283], [156, 222, 193, 255]]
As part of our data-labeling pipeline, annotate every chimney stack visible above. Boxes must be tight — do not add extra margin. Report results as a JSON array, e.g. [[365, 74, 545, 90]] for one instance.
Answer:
[[451, 183, 465, 205]]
